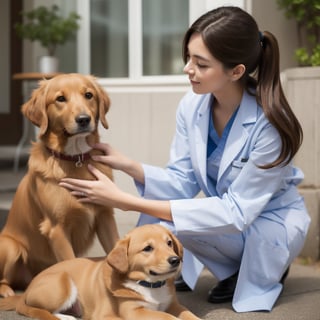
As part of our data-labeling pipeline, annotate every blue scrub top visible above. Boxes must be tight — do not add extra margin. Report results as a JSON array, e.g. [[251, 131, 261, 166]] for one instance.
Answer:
[[207, 107, 239, 188]]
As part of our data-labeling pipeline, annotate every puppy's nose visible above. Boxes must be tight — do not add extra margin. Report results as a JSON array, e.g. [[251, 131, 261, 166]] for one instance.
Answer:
[[168, 256, 180, 268], [76, 114, 91, 128]]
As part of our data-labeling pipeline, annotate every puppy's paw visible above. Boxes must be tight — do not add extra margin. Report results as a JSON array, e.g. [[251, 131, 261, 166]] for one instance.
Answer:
[[0, 283, 15, 298]]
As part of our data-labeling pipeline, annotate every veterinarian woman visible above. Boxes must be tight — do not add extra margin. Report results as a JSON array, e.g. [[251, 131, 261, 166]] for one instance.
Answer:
[[60, 6, 310, 313]]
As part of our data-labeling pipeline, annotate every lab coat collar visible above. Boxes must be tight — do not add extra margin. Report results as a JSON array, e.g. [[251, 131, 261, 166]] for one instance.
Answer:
[[217, 91, 258, 181], [194, 94, 212, 194], [193, 91, 259, 193]]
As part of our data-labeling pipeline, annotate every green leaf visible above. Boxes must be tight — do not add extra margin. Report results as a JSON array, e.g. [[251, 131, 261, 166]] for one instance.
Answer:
[[14, 5, 80, 56]]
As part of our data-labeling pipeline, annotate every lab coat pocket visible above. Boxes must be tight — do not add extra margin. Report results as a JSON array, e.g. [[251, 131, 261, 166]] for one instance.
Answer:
[[229, 159, 247, 181]]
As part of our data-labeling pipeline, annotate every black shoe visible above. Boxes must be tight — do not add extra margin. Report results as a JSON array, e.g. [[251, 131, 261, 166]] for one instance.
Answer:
[[280, 266, 290, 285], [207, 267, 290, 304], [175, 275, 192, 292], [207, 272, 238, 304]]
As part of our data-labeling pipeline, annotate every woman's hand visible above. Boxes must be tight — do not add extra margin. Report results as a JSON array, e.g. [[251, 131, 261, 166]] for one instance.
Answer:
[[59, 163, 173, 221], [91, 143, 130, 171], [91, 143, 145, 184], [59, 164, 128, 209]]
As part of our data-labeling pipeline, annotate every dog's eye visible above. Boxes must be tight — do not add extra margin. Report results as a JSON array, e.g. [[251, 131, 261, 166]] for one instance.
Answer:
[[56, 96, 66, 102], [142, 245, 153, 252], [85, 92, 93, 99], [167, 240, 173, 247]]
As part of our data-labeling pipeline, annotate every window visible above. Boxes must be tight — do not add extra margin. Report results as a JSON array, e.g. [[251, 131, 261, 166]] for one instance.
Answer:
[[142, 0, 188, 76], [86, 0, 188, 78], [76, 0, 245, 79], [90, 0, 129, 77]]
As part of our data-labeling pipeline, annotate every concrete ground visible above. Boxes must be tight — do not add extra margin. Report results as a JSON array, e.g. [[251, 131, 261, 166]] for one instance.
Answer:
[[1, 165, 320, 320]]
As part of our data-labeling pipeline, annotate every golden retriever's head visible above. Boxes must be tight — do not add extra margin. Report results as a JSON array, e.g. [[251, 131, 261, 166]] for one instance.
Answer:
[[107, 224, 183, 283], [22, 73, 110, 153]]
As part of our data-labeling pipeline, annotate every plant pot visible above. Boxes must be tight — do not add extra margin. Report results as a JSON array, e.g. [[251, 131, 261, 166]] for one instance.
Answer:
[[38, 56, 59, 73]]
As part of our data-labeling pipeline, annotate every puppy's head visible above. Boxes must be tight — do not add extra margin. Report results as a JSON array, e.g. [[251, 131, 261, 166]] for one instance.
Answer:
[[107, 224, 183, 283], [22, 73, 110, 150]]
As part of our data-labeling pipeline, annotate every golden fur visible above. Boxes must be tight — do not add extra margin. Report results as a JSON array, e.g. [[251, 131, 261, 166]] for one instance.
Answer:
[[0, 224, 201, 320], [0, 73, 119, 298]]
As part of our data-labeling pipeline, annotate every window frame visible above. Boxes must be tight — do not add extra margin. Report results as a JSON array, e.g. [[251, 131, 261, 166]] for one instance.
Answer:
[[77, 0, 245, 81]]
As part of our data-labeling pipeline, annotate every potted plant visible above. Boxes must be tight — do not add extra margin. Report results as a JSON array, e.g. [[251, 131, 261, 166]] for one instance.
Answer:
[[277, 0, 320, 66], [15, 4, 80, 73]]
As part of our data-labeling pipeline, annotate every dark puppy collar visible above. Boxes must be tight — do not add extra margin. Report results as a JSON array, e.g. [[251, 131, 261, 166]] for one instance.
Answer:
[[137, 280, 166, 289], [46, 147, 91, 167]]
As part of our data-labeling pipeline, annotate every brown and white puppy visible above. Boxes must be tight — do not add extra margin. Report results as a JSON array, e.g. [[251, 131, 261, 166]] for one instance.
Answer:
[[0, 224, 201, 320], [0, 73, 119, 298]]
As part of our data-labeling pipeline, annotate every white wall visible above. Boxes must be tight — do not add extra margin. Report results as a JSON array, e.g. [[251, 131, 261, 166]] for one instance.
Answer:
[[99, 81, 189, 199]]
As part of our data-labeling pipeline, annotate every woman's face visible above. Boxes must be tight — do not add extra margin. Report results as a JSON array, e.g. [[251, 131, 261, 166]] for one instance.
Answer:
[[183, 33, 234, 95]]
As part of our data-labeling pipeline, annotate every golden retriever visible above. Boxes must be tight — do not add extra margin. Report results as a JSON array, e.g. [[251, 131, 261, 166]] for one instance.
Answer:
[[0, 224, 201, 320], [0, 73, 119, 298]]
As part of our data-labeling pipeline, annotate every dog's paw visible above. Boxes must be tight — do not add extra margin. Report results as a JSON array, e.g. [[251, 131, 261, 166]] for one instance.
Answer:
[[0, 283, 15, 298], [54, 314, 77, 320]]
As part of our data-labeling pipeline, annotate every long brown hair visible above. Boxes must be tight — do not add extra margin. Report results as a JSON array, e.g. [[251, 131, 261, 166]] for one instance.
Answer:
[[182, 6, 303, 168]]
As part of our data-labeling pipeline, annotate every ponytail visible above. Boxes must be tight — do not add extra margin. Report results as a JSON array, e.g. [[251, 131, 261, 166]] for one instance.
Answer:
[[256, 31, 303, 168]]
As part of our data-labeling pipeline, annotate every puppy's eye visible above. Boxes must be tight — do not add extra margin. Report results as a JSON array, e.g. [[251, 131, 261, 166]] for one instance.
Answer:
[[56, 95, 66, 102], [85, 92, 93, 99], [167, 240, 173, 247], [142, 245, 153, 252]]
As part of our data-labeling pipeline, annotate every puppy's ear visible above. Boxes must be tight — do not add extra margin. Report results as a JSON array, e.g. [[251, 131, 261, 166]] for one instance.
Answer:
[[87, 75, 110, 129], [107, 237, 129, 274], [22, 79, 49, 137], [170, 232, 184, 260]]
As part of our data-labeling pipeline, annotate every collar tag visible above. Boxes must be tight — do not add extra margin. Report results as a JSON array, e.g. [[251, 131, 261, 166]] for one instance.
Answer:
[[75, 155, 83, 167]]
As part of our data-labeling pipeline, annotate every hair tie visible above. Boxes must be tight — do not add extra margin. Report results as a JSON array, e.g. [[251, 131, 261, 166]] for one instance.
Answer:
[[259, 31, 264, 48]]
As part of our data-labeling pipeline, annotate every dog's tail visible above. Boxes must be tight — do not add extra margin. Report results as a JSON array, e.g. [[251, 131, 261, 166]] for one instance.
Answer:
[[0, 295, 21, 310]]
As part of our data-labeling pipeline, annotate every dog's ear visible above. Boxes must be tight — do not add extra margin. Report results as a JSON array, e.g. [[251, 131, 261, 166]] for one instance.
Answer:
[[87, 75, 110, 129], [107, 237, 129, 274], [170, 232, 184, 260], [22, 79, 49, 137]]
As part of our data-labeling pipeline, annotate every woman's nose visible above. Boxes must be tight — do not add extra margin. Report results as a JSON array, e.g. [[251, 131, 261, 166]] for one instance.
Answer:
[[183, 61, 193, 74]]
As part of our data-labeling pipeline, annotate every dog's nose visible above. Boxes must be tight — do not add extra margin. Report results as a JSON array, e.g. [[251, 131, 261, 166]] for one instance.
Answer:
[[76, 114, 91, 128], [168, 256, 180, 268]]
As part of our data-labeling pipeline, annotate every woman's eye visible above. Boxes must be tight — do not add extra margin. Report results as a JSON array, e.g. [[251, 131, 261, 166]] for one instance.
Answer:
[[56, 95, 66, 102], [85, 92, 93, 99], [197, 63, 208, 69], [142, 245, 153, 252]]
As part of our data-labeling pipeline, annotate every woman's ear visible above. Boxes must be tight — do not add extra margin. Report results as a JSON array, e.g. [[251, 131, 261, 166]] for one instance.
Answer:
[[231, 64, 246, 81]]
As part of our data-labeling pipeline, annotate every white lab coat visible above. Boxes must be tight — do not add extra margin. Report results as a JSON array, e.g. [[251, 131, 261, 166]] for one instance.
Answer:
[[136, 90, 310, 312]]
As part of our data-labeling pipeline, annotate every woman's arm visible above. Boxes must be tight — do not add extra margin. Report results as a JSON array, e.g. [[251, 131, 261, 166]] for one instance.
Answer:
[[59, 164, 173, 221]]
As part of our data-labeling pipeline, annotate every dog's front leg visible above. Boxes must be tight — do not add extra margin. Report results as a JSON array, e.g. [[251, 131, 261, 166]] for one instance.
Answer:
[[40, 222, 75, 261], [96, 209, 120, 254], [167, 301, 202, 320], [50, 225, 75, 261]]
